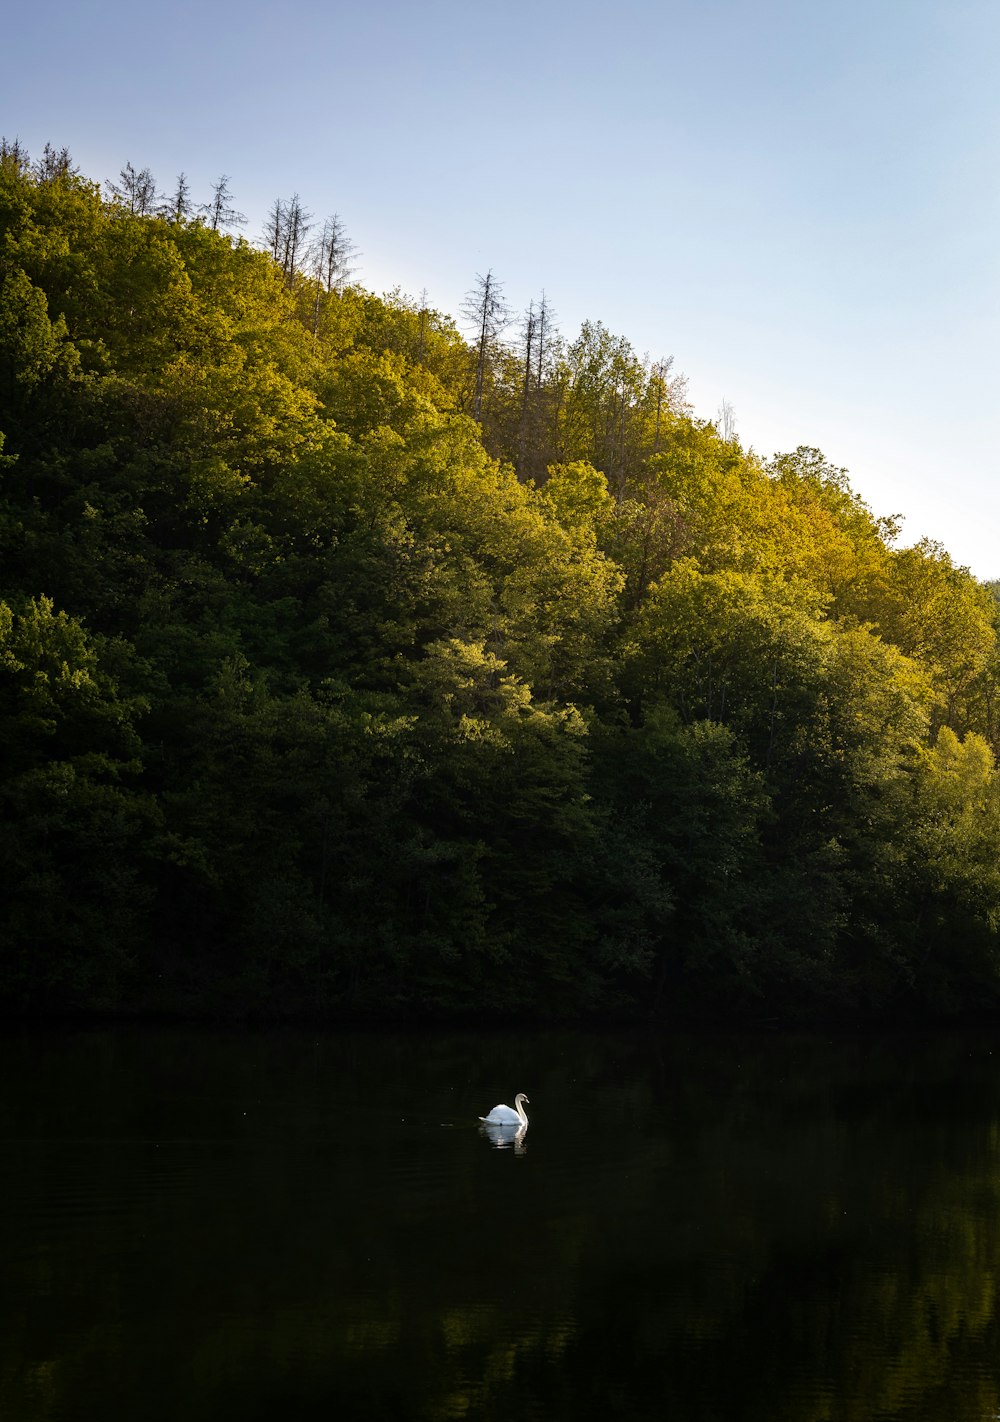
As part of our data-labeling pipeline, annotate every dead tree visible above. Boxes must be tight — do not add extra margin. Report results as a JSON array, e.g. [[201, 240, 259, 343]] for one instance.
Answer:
[[32, 143, 75, 182], [535, 290, 556, 388], [417, 287, 430, 362], [262, 198, 287, 262], [164, 173, 194, 223], [262, 194, 313, 285], [308, 214, 359, 331], [0, 137, 29, 174], [106, 162, 159, 215], [311, 214, 358, 292], [281, 195, 311, 281], [201, 174, 246, 232], [717, 398, 737, 442], [461, 269, 509, 421], [517, 299, 538, 473]]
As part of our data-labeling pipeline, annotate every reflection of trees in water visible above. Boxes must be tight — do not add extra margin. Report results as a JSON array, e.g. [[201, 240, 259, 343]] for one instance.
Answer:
[[405, 1029, 1000, 1420], [5, 1029, 1000, 1420], [542, 1031, 1000, 1422]]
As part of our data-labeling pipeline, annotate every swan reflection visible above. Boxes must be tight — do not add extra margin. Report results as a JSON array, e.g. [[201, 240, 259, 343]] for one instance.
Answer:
[[480, 1120, 528, 1153]]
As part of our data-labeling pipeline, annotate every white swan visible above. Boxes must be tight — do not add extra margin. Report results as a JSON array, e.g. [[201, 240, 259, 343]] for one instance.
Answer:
[[479, 1092, 529, 1127]]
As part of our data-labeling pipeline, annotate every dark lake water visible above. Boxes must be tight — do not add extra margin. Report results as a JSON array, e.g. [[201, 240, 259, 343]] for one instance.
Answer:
[[3, 1025, 1000, 1420]]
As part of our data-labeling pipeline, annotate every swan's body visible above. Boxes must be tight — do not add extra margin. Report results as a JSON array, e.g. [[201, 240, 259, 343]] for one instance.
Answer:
[[479, 1092, 529, 1127]]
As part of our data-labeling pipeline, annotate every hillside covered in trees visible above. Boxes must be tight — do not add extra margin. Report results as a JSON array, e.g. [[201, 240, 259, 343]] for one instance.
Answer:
[[3, 145, 1000, 1022]]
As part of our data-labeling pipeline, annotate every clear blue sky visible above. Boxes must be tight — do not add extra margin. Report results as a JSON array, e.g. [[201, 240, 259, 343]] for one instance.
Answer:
[[5, 0, 999, 574]]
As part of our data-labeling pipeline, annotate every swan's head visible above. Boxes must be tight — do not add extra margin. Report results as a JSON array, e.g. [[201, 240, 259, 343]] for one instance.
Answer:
[[515, 1093, 529, 1106]]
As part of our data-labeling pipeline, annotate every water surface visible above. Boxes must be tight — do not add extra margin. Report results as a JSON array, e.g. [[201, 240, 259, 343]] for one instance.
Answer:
[[3, 1025, 1000, 1419]]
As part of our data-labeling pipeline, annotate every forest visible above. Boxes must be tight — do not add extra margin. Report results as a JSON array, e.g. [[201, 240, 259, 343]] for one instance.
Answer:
[[2, 143, 1000, 1022]]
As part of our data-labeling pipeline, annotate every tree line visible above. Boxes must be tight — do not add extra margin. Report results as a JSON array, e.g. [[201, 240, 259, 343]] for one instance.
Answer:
[[2, 142, 999, 1021]]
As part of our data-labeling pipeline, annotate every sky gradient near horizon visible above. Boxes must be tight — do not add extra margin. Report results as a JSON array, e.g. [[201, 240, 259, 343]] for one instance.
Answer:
[[5, 0, 999, 574]]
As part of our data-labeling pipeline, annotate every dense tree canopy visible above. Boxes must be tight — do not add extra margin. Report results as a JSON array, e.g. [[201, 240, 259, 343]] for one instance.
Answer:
[[2, 144, 999, 1020]]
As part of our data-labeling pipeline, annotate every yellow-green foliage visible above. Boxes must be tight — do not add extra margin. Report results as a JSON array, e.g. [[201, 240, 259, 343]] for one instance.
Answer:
[[2, 145, 1000, 1019]]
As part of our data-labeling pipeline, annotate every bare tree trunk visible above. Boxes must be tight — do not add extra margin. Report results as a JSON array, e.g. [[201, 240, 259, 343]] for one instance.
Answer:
[[202, 175, 246, 232], [262, 198, 286, 262], [417, 288, 429, 362], [517, 300, 537, 474], [106, 162, 159, 215], [462, 270, 508, 422], [166, 173, 193, 223]]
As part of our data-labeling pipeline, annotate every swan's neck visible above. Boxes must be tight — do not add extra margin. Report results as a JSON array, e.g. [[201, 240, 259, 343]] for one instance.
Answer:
[[516, 1099, 528, 1126]]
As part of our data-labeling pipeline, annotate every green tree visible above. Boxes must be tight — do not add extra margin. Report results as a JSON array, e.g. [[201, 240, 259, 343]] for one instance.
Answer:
[[0, 598, 155, 1009]]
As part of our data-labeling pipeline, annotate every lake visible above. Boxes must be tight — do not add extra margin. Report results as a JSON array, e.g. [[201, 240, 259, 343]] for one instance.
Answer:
[[2, 1024, 1000, 1420]]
